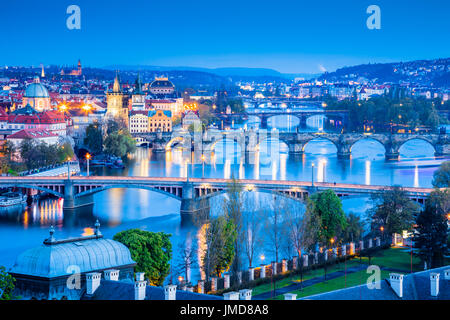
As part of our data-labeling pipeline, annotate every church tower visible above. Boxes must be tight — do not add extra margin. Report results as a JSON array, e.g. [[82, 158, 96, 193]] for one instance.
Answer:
[[131, 73, 146, 110], [106, 72, 129, 124], [77, 59, 82, 76]]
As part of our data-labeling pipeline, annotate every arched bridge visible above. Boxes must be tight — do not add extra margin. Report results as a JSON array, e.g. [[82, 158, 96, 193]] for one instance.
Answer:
[[0, 176, 436, 223], [221, 109, 348, 129], [133, 130, 450, 160]]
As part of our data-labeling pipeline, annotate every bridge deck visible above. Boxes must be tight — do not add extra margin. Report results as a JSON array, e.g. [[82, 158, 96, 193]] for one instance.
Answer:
[[0, 176, 435, 195]]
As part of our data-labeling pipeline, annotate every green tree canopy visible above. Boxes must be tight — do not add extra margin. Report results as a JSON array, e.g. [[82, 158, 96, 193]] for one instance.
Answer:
[[368, 186, 419, 236], [310, 189, 347, 246], [342, 212, 365, 243], [83, 123, 103, 154], [432, 161, 450, 188], [104, 131, 136, 158], [0, 266, 16, 300], [202, 215, 236, 279], [113, 229, 172, 286], [413, 198, 449, 269]]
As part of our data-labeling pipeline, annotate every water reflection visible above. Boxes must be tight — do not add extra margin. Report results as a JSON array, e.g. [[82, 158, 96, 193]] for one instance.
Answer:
[[0, 117, 448, 275]]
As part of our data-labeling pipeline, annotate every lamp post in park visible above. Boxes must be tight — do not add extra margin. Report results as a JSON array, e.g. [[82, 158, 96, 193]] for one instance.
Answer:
[[311, 163, 315, 187], [67, 157, 71, 180], [86, 153, 91, 177]]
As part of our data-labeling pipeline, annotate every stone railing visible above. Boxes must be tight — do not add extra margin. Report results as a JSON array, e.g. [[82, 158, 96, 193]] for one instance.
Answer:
[[183, 236, 389, 295]]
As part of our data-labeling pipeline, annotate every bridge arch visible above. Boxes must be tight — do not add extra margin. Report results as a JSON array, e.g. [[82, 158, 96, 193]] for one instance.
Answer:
[[165, 136, 185, 150], [74, 184, 182, 200], [256, 137, 289, 153], [0, 184, 64, 198], [301, 137, 338, 153], [349, 137, 387, 154], [398, 137, 437, 155]]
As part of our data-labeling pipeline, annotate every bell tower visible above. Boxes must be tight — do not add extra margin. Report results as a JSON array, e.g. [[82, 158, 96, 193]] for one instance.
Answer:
[[106, 72, 129, 124]]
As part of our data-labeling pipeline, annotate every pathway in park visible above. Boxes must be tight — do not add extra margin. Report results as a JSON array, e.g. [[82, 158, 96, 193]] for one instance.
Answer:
[[252, 264, 408, 300]]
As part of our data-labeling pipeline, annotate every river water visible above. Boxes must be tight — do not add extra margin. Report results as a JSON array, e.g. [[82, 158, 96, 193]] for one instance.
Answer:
[[0, 115, 447, 283]]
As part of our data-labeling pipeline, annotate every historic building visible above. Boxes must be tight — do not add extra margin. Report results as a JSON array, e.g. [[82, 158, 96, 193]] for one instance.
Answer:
[[130, 74, 146, 111], [106, 73, 129, 125], [5, 104, 67, 136], [148, 76, 175, 95], [22, 76, 51, 111], [9, 223, 221, 300], [181, 110, 201, 130], [60, 59, 82, 76], [148, 110, 172, 132], [9, 223, 136, 300], [7, 128, 59, 149], [146, 76, 183, 116], [129, 110, 149, 133]]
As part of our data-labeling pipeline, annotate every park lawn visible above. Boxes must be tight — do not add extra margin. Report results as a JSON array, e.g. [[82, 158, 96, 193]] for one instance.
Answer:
[[271, 269, 392, 300], [359, 247, 422, 272], [251, 258, 361, 296], [253, 247, 435, 297]]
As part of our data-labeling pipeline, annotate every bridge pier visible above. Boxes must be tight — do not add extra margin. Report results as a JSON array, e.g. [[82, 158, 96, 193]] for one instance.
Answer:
[[180, 181, 210, 225], [63, 180, 94, 210], [288, 143, 304, 155], [385, 152, 400, 161], [260, 116, 268, 129], [63, 180, 75, 209]]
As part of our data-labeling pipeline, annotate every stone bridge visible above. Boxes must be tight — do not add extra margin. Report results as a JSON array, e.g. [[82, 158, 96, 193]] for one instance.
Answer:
[[0, 176, 435, 224], [133, 130, 450, 160], [220, 109, 348, 129]]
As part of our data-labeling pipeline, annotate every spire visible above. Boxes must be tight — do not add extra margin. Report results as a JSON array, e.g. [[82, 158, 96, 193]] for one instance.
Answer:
[[113, 71, 121, 93], [41, 64, 45, 78], [135, 72, 144, 94]]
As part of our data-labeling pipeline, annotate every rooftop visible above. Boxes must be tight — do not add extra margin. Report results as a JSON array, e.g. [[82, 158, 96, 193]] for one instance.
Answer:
[[10, 223, 136, 278]]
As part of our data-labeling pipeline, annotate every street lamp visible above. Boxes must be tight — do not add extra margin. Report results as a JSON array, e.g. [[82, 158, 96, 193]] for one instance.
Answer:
[[380, 226, 384, 243], [67, 157, 71, 180], [201, 154, 205, 179], [86, 153, 91, 177], [311, 163, 315, 187]]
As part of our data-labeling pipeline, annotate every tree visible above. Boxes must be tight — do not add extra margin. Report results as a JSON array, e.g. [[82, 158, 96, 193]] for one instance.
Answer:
[[84, 123, 103, 154], [242, 200, 263, 268], [342, 212, 365, 243], [113, 229, 172, 286], [223, 177, 244, 278], [432, 161, 450, 188], [104, 131, 136, 158], [175, 236, 197, 285], [310, 190, 347, 246], [368, 187, 419, 237], [264, 196, 286, 263], [413, 199, 449, 269], [106, 117, 127, 135], [201, 215, 236, 279], [0, 266, 16, 300]]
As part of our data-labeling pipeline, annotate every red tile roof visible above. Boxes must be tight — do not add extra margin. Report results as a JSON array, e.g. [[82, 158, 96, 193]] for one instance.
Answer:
[[8, 128, 58, 139]]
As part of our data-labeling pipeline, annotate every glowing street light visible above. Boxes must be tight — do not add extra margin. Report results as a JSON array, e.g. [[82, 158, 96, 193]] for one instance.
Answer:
[[260, 254, 265, 262], [67, 156, 71, 180], [86, 153, 91, 177], [311, 163, 315, 187]]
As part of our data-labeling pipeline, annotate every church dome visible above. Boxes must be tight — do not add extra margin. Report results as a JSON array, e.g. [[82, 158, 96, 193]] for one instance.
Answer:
[[10, 233, 136, 278], [150, 77, 174, 89], [24, 76, 50, 98]]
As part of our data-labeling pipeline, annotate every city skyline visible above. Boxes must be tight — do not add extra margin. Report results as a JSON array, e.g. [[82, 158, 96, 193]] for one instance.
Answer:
[[1, 0, 449, 73]]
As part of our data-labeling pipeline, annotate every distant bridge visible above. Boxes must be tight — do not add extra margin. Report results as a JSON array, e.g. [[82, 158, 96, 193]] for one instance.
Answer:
[[220, 109, 348, 128], [0, 176, 436, 223], [133, 130, 450, 160]]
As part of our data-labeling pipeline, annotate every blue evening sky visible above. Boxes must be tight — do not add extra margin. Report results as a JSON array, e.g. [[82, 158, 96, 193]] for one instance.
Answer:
[[0, 0, 449, 73]]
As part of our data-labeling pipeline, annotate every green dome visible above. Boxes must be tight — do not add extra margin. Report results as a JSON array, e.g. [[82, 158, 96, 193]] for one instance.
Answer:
[[24, 76, 49, 98]]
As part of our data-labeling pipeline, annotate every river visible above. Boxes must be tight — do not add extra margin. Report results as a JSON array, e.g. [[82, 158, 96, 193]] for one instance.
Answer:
[[0, 116, 447, 283]]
